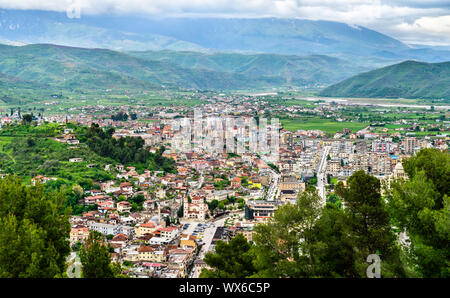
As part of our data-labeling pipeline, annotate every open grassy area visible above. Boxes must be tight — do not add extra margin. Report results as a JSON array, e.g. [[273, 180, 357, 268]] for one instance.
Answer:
[[280, 118, 368, 134]]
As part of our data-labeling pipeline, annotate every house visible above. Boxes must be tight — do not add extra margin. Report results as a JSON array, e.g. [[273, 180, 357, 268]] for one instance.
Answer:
[[88, 222, 121, 235], [231, 177, 242, 188], [84, 195, 107, 205], [248, 178, 262, 189], [135, 222, 157, 237], [119, 225, 135, 237], [70, 226, 89, 244], [207, 190, 234, 202], [137, 245, 167, 262], [167, 248, 194, 278], [123, 246, 139, 263], [31, 175, 57, 186], [120, 182, 133, 194], [245, 200, 276, 221], [69, 158, 83, 163], [85, 189, 104, 196], [143, 200, 155, 210], [111, 233, 129, 248], [98, 200, 115, 213], [158, 227, 180, 240], [117, 201, 132, 213], [180, 235, 197, 250]]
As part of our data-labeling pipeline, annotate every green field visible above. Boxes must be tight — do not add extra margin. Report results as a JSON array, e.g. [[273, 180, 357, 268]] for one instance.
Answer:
[[280, 118, 368, 134]]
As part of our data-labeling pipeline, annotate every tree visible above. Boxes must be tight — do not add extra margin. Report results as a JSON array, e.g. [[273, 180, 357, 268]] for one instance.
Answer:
[[22, 114, 32, 124], [217, 201, 225, 210], [72, 184, 84, 202], [250, 187, 322, 277], [26, 138, 35, 147], [336, 170, 405, 277], [0, 175, 71, 277], [79, 231, 115, 278], [200, 233, 256, 278], [308, 201, 358, 277], [387, 149, 450, 277], [177, 204, 184, 218], [165, 216, 171, 227], [207, 199, 219, 213]]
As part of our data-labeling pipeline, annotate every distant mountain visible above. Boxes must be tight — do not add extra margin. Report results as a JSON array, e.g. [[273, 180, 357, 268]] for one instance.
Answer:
[[118, 17, 408, 56], [0, 43, 367, 92], [0, 72, 45, 89], [128, 50, 369, 85], [319, 60, 450, 100], [2, 9, 450, 65], [0, 10, 208, 52]]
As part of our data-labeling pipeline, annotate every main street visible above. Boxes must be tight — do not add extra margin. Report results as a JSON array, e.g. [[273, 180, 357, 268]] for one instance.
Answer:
[[184, 216, 227, 278], [266, 169, 280, 201], [317, 145, 331, 206]]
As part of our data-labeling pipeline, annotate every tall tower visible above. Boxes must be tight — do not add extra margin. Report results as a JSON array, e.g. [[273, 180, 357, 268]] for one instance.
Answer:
[[158, 203, 161, 225], [183, 196, 190, 219]]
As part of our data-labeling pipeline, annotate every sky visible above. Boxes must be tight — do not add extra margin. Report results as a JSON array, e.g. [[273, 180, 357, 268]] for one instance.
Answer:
[[0, 0, 449, 45]]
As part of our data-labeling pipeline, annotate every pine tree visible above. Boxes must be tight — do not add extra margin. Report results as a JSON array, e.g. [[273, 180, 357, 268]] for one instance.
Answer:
[[0, 175, 71, 277], [79, 231, 115, 278]]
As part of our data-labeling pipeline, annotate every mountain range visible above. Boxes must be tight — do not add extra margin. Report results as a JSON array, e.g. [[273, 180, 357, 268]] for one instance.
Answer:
[[0, 9, 449, 101], [320, 61, 450, 100], [0, 43, 371, 92], [2, 9, 450, 67]]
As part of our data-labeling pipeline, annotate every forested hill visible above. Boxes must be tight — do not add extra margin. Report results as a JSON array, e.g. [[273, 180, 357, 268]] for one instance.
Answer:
[[319, 60, 450, 100], [0, 122, 176, 186]]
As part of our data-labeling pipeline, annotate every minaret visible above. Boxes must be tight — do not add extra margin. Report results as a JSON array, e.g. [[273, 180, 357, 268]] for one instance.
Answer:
[[158, 203, 161, 225]]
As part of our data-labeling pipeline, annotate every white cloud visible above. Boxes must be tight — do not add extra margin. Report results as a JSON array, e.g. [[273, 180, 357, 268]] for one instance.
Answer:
[[393, 15, 450, 45], [0, 0, 449, 45]]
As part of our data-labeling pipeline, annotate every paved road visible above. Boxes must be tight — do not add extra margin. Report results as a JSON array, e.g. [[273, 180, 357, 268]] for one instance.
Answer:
[[66, 252, 81, 278], [266, 169, 280, 201], [184, 216, 227, 278], [317, 146, 331, 206]]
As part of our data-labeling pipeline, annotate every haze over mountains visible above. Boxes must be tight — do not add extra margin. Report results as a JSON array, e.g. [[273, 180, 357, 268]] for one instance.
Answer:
[[2, 9, 450, 65], [0, 9, 449, 100]]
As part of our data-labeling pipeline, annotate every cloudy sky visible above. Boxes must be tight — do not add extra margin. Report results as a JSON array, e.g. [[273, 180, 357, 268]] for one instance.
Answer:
[[0, 0, 449, 45]]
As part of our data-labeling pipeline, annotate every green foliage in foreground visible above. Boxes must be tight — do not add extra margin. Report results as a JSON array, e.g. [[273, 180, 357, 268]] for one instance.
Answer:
[[199, 233, 256, 278], [0, 175, 71, 277], [202, 168, 433, 278], [387, 149, 450, 277], [79, 231, 124, 278]]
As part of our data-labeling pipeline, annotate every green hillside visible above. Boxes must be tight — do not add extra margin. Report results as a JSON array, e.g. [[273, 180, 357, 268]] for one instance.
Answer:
[[0, 122, 175, 186], [0, 123, 114, 186], [0, 43, 298, 91], [319, 60, 450, 100], [0, 43, 371, 97], [129, 50, 368, 85]]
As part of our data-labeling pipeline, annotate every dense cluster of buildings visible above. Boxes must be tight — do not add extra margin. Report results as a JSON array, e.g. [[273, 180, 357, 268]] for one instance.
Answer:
[[3, 93, 447, 278]]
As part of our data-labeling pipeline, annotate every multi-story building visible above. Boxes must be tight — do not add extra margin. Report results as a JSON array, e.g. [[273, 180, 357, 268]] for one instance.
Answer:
[[245, 200, 276, 221], [70, 226, 90, 244], [372, 141, 391, 153], [88, 222, 121, 235], [404, 137, 419, 154]]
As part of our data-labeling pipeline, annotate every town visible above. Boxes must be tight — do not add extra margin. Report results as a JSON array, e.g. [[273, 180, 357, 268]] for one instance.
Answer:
[[0, 92, 448, 278]]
